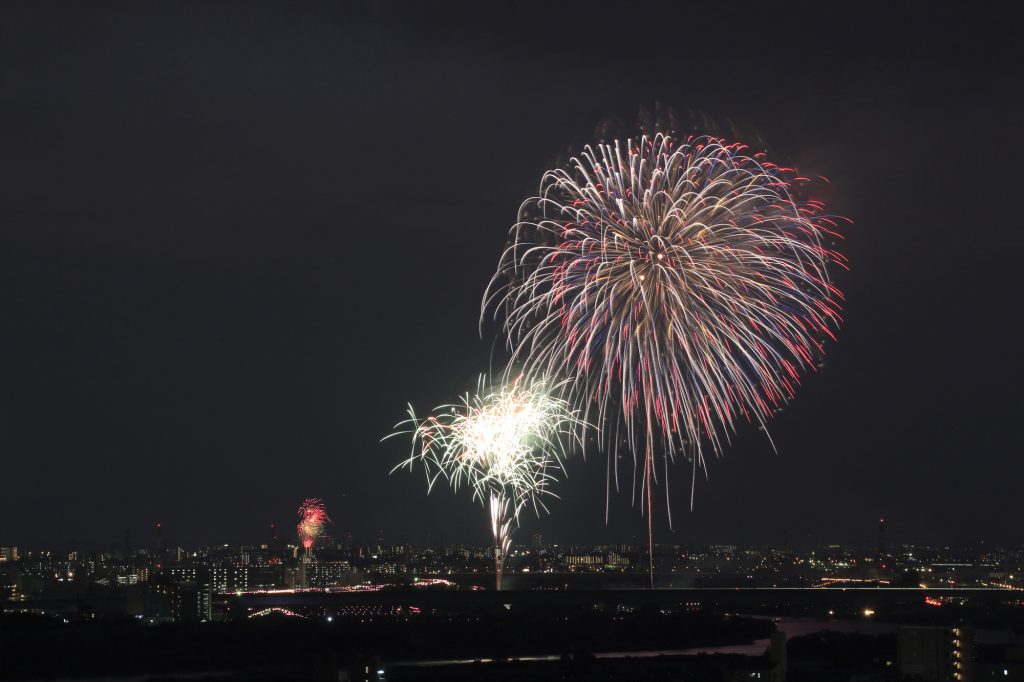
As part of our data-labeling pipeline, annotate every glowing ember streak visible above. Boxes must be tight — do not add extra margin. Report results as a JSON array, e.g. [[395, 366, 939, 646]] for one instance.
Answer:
[[485, 130, 846, 587], [389, 376, 586, 590], [297, 498, 331, 556]]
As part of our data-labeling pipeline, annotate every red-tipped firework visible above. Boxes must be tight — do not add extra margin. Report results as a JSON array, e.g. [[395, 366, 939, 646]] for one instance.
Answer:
[[485, 132, 846, 586], [296, 498, 331, 555]]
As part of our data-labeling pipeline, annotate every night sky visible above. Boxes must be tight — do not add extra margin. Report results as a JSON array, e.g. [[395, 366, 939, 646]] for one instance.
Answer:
[[1, 2, 1021, 551]]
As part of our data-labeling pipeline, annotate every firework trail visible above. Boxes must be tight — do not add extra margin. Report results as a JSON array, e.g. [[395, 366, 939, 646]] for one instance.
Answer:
[[389, 376, 586, 590], [297, 498, 331, 557], [485, 131, 846, 586]]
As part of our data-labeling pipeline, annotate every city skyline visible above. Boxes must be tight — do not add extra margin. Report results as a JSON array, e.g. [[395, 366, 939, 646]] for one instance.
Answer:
[[0, 510, 1012, 555]]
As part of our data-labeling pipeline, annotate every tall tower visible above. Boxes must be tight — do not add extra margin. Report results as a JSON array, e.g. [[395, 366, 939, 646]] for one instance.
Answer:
[[155, 522, 165, 553], [770, 631, 787, 682], [878, 517, 887, 557]]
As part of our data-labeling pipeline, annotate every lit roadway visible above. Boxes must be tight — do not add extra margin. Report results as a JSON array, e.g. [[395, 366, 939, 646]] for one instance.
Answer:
[[227, 586, 1019, 614]]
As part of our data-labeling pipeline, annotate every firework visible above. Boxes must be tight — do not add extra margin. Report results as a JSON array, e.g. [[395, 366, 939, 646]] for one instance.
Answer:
[[485, 132, 846, 586], [390, 377, 585, 590], [297, 498, 331, 557]]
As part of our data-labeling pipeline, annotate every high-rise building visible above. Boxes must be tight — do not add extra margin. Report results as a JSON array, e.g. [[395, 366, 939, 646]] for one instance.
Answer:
[[308, 561, 354, 587], [178, 567, 212, 623], [531, 533, 543, 549], [898, 625, 973, 682], [769, 631, 787, 682], [144, 579, 182, 624]]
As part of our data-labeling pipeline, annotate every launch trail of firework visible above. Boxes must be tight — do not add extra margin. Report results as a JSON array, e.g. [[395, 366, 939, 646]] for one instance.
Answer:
[[389, 376, 587, 590], [485, 132, 846, 587]]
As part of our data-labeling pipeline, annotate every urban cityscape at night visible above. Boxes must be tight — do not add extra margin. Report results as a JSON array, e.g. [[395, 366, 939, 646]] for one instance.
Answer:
[[2, 1, 1021, 680], [4, 523, 1024, 679], [4, 521, 1024, 607]]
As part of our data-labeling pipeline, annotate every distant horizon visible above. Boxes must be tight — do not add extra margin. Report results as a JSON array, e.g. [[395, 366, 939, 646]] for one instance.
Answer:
[[4, 529, 1018, 555]]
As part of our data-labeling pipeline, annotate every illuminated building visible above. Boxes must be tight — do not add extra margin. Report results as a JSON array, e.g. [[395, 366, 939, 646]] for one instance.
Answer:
[[307, 561, 354, 587], [899, 625, 974, 682]]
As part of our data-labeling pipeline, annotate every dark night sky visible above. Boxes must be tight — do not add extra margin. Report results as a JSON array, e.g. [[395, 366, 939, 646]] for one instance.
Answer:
[[1, 2, 1021, 551]]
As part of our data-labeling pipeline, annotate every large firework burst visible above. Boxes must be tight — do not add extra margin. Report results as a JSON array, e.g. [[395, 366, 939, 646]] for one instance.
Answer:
[[485, 131, 846, 585], [390, 377, 585, 590], [297, 498, 331, 556]]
